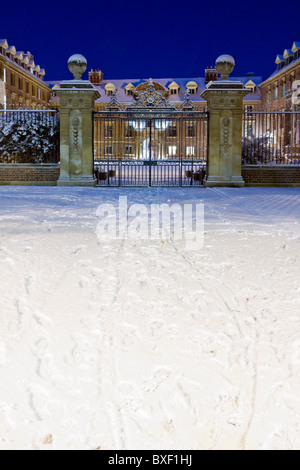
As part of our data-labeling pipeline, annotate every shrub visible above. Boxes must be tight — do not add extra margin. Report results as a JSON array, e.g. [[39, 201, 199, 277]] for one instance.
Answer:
[[0, 110, 59, 163]]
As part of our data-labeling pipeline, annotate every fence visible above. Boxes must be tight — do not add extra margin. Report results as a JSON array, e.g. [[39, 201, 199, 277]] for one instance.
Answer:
[[0, 106, 59, 164], [242, 108, 300, 165]]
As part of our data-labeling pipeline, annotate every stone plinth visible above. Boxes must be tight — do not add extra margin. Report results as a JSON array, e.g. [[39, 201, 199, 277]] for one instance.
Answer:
[[55, 55, 100, 187], [201, 55, 250, 187]]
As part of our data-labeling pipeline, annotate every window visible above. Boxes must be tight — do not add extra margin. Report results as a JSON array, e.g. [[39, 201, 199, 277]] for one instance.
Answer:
[[186, 146, 195, 156], [125, 145, 133, 155], [274, 86, 278, 101], [187, 124, 195, 137], [125, 125, 134, 137], [3, 67, 6, 83], [26, 82, 29, 94], [38, 88, 41, 100], [267, 91, 271, 103], [168, 145, 177, 156], [18, 78, 23, 90], [105, 146, 113, 155], [10, 73, 15, 86], [125, 83, 135, 96], [246, 124, 254, 137], [281, 83, 286, 97], [105, 125, 113, 137], [168, 81, 180, 95], [245, 80, 256, 94], [186, 81, 198, 95], [168, 124, 177, 137], [32, 85, 35, 96], [105, 83, 116, 96]]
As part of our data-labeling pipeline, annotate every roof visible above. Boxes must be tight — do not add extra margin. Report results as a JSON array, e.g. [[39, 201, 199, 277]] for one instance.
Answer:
[[46, 75, 262, 103], [264, 56, 300, 83]]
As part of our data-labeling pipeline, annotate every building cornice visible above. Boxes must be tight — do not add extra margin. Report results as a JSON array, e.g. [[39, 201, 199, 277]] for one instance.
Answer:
[[0, 53, 50, 90], [260, 58, 300, 87]]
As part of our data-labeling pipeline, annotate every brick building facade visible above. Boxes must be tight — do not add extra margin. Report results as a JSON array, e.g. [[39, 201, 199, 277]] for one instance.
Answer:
[[0, 39, 51, 109], [259, 42, 300, 111]]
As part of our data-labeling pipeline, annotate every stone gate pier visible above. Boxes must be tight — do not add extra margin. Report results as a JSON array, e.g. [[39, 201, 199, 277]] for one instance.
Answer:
[[55, 54, 100, 186], [201, 55, 250, 187]]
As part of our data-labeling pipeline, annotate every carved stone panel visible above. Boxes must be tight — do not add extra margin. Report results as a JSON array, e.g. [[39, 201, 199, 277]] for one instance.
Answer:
[[69, 110, 82, 178]]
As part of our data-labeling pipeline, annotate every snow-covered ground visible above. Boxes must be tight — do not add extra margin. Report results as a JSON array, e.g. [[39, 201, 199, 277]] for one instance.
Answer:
[[0, 186, 299, 450]]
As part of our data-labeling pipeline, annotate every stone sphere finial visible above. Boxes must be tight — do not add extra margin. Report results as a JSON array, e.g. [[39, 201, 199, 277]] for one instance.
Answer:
[[68, 54, 87, 80], [215, 54, 235, 80]]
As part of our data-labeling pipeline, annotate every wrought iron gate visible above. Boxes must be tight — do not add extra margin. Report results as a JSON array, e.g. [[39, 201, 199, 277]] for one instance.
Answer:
[[93, 80, 208, 187]]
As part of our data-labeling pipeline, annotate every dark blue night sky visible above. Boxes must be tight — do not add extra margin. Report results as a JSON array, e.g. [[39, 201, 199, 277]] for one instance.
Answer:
[[2, 0, 300, 82]]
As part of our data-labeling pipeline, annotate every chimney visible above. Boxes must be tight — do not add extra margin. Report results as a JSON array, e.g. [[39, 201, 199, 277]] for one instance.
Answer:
[[205, 66, 218, 84], [89, 69, 103, 85]]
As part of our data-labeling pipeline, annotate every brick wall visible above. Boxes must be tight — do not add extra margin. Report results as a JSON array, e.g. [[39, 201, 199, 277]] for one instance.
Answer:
[[242, 165, 300, 186], [0, 164, 60, 185]]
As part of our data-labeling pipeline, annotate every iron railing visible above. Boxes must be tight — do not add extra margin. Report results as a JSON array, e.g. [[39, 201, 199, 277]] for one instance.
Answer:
[[0, 106, 59, 164], [93, 110, 208, 186], [242, 108, 300, 165]]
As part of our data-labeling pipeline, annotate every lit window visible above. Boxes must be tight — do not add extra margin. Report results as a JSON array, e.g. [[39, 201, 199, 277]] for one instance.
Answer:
[[186, 146, 195, 156], [168, 145, 177, 156], [3, 68, 6, 83]]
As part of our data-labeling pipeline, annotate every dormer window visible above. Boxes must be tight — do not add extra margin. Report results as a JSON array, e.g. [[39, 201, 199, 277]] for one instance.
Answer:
[[245, 80, 256, 93], [283, 49, 293, 66], [0, 39, 8, 56], [186, 81, 198, 95], [292, 42, 300, 61], [168, 81, 180, 95], [275, 55, 285, 72], [125, 83, 135, 96], [105, 83, 116, 96], [6, 45, 16, 61]]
